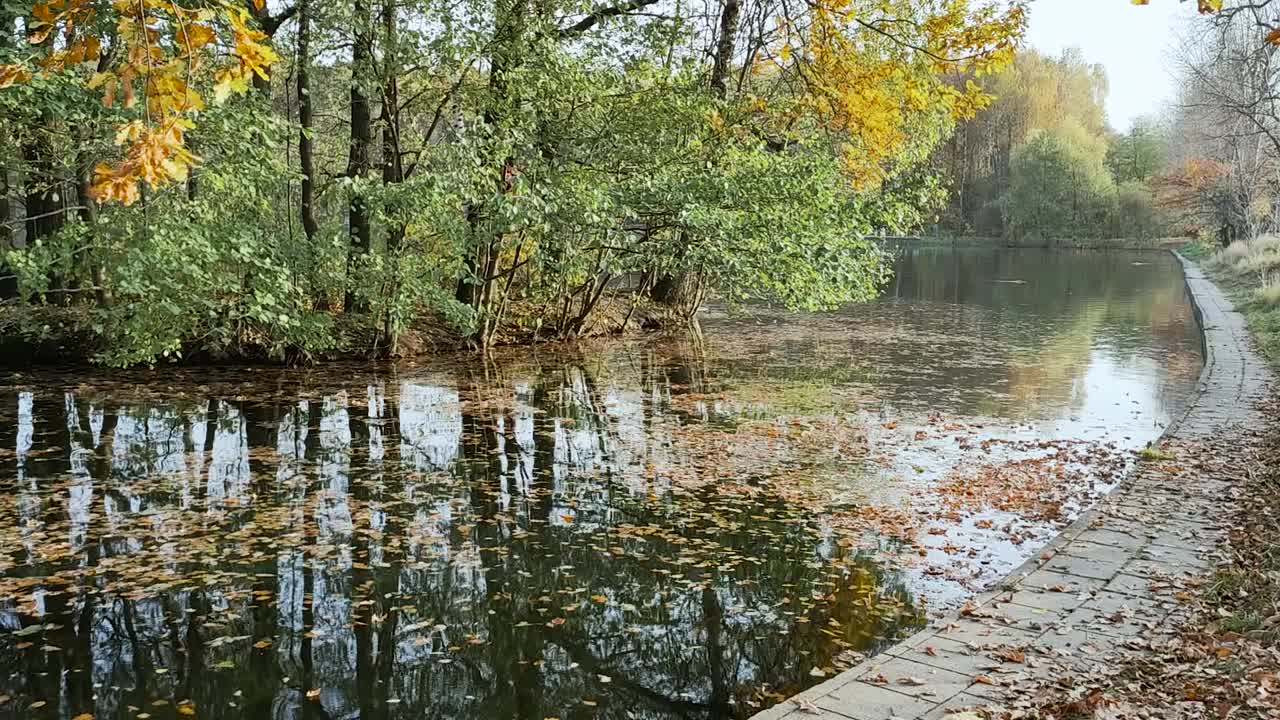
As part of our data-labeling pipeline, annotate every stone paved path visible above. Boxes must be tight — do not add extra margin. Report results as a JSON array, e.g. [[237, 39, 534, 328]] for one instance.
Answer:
[[752, 256, 1272, 720]]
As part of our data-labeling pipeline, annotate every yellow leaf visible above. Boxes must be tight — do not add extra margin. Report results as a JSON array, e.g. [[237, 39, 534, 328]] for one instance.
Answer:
[[0, 64, 32, 88]]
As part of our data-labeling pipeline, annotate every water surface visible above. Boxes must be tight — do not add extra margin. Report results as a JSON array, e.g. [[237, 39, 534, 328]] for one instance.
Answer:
[[0, 248, 1201, 719]]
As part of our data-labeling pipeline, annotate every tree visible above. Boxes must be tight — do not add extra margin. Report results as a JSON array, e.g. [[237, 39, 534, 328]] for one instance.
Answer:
[[0, 0, 1027, 364], [934, 48, 1110, 235], [1107, 117, 1167, 183], [1159, 4, 1280, 242], [1002, 122, 1117, 238]]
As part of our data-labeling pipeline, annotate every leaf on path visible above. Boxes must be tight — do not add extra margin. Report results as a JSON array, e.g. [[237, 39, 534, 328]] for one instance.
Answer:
[[794, 698, 823, 715]]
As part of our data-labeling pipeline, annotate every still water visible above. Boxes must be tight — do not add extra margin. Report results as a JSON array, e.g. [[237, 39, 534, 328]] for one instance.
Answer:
[[0, 249, 1202, 720]]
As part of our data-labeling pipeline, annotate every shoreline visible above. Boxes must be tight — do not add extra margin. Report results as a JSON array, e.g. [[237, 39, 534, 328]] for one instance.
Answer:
[[749, 250, 1272, 720]]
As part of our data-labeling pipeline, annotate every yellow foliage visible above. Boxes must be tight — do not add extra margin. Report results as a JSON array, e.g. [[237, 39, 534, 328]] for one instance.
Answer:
[[773, 0, 1025, 188], [7, 0, 280, 205], [1131, 0, 1223, 14], [0, 64, 32, 88]]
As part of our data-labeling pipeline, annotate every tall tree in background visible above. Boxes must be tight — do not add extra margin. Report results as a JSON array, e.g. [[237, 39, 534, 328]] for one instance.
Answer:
[[1002, 122, 1117, 238], [1160, 5, 1280, 243], [297, 0, 319, 247], [934, 48, 1109, 235], [1108, 117, 1167, 183]]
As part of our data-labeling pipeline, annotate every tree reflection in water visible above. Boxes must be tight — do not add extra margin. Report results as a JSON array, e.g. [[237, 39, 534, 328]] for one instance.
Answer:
[[0, 351, 919, 720]]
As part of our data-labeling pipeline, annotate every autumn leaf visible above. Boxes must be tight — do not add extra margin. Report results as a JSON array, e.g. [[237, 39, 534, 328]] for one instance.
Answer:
[[0, 64, 32, 88]]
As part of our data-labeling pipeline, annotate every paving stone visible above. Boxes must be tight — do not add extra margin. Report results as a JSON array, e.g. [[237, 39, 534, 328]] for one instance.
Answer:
[[1071, 528, 1147, 550], [1005, 586, 1091, 613], [890, 640, 1011, 678], [1122, 556, 1212, 578], [1043, 551, 1130, 580], [889, 635, 972, 662], [975, 600, 1061, 631], [855, 657, 975, 701], [1061, 592, 1170, 638], [915, 692, 995, 719], [1032, 626, 1119, 657], [931, 618, 1040, 649], [757, 706, 852, 720], [817, 680, 946, 719], [1015, 569, 1107, 595], [1102, 572, 1157, 597]]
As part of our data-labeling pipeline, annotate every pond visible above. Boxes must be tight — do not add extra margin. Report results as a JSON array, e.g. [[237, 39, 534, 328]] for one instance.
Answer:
[[0, 248, 1202, 720]]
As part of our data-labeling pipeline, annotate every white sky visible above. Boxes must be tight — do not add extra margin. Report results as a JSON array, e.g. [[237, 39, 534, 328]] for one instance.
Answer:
[[1024, 0, 1201, 131]]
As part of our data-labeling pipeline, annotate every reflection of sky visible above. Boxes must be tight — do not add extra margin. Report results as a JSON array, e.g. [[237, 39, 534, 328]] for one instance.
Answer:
[[1041, 350, 1181, 441], [399, 380, 461, 470]]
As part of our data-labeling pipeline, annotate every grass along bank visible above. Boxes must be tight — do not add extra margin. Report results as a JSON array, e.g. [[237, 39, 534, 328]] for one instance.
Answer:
[[1184, 236, 1280, 364]]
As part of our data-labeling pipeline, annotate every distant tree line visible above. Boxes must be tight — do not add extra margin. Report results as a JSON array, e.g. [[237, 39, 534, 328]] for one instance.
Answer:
[[935, 0, 1280, 246]]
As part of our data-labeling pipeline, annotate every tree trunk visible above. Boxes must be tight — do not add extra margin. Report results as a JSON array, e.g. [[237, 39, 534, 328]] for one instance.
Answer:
[[0, 7, 14, 298], [0, 163, 14, 300], [298, 0, 318, 244], [380, 0, 404, 250], [649, 0, 738, 310], [75, 158, 111, 308], [23, 121, 67, 302], [709, 0, 740, 99], [344, 0, 374, 313], [457, 0, 526, 320]]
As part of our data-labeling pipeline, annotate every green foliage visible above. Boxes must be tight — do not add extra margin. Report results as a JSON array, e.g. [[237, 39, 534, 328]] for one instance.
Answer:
[[1107, 117, 1167, 183], [1002, 123, 1117, 239], [1113, 180, 1164, 239], [0, 0, 1020, 365]]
